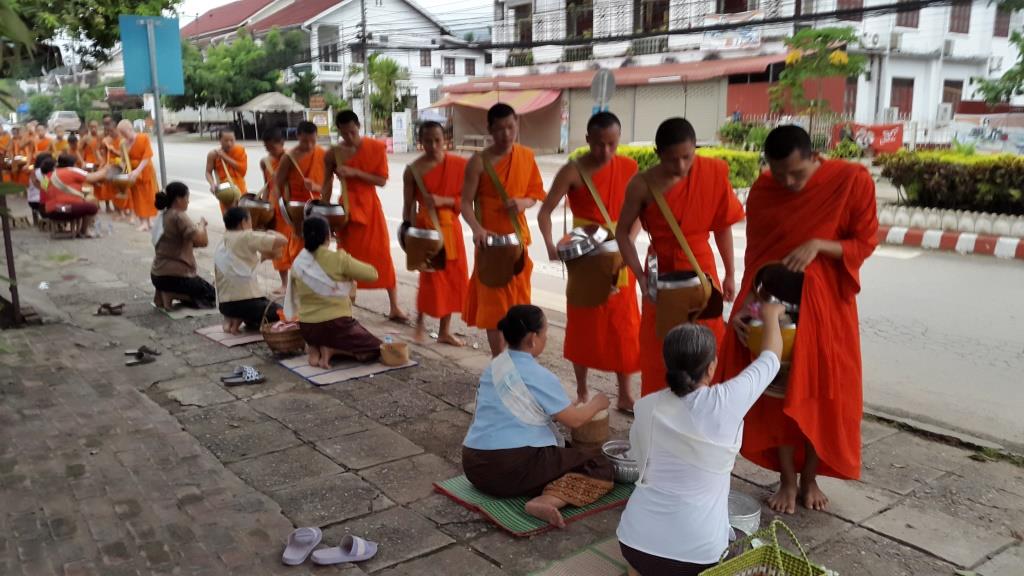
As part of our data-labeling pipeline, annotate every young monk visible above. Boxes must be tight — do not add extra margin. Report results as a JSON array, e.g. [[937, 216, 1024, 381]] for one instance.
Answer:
[[401, 121, 469, 346], [260, 129, 292, 295], [118, 120, 158, 231], [65, 134, 83, 167], [0, 127, 11, 183], [12, 127, 32, 186], [206, 129, 247, 211], [274, 121, 326, 288], [53, 126, 69, 156], [103, 116, 131, 217], [324, 110, 407, 322], [718, 125, 878, 514], [616, 117, 744, 397], [538, 112, 640, 412], [34, 124, 53, 157], [461, 104, 546, 357]]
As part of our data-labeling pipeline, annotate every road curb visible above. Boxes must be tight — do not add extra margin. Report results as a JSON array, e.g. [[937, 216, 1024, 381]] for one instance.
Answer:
[[877, 225, 1024, 260]]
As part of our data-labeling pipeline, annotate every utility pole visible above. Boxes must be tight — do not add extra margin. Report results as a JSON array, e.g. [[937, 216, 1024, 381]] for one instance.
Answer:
[[360, 0, 369, 132]]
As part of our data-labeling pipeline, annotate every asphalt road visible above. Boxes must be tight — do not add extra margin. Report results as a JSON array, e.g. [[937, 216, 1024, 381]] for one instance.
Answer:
[[155, 137, 1024, 449]]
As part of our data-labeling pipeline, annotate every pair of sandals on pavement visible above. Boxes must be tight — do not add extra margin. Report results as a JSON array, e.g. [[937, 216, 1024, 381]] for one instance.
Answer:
[[96, 302, 125, 316], [220, 365, 266, 387], [282, 527, 377, 567], [124, 345, 160, 366]]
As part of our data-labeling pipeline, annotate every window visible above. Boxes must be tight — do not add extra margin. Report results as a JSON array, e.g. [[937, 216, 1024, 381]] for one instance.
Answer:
[[352, 46, 365, 64], [566, 0, 593, 39], [942, 79, 964, 110], [837, 0, 863, 22], [949, 0, 970, 33], [420, 49, 431, 67], [895, 0, 919, 28], [514, 4, 532, 44], [718, 0, 752, 14], [890, 77, 914, 118], [429, 88, 440, 106], [634, 0, 670, 33], [444, 57, 455, 75], [484, 52, 492, 64], [995, 7, 1012, 37], [464, 58, 476, 76]]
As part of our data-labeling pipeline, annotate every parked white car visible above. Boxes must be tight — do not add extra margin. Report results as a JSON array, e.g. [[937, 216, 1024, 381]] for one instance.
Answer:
[[47, 111, 81, 132]]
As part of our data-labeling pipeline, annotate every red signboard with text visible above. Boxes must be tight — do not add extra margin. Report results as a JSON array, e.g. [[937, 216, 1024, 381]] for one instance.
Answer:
[[833, 123, 904, 153]]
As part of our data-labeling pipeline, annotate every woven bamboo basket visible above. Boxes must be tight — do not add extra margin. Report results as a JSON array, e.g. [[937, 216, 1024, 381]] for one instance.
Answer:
[[699, 520, 828, 576], [259, 301, 304, 355]]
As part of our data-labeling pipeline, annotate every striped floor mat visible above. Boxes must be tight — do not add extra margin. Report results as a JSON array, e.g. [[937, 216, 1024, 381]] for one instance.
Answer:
[[433, 475, 633, 537]]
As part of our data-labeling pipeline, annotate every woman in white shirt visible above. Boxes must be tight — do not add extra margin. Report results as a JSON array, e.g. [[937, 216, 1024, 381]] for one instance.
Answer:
[[616, 301, 785, 575]]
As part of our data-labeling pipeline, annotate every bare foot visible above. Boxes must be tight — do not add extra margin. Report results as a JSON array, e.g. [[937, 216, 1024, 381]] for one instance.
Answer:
[[575, 392, 589, 405], [307, 347, 321, 368], [413, 323, 427, 344], [525, 498, 566, 529], [136, 223, 150, 232], [318, 348, 333, 369], [388, 311, 410, 324], [799, 478, 830, 512], [767, 479, 799, 514], [437, 333, 465, 347]]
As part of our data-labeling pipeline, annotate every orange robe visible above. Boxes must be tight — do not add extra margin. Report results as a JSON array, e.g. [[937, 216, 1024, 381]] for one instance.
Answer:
[[335, 139, 396, 290], [81, 137, 103, 199], [54, 139, 69, 156], [564, 155, 641, 373], [719, 160, 878, 481], [127, 134, 158, 219], [283, 146, 326, 265], [35, 138, 53, 157], [214, 145, 248, 193], [0, 134, 10, 183], [106, 136, 131, 211], [14, 139, 33, 185], [464, 144, 546, 330], [415, 154, 469, 318], [262, 155, 296, 272], [639, 155, 744, 396]]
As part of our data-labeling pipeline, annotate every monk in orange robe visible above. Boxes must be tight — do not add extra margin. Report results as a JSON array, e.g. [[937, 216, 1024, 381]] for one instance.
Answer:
[[34, 125, 53, 157], [274, 121, 326, 287], [53, 126, 69, 156], [324, 110, 406, 322], [260, 128, 292, 294], [206, 129, 247, 212], [401, 121, 469, 346], [617, 117, 744, 397], [718, 125, 878, 514], [102, 116, 131, 216], [118, 120, 158, 230], [539, 112, 640, 412], [10, 128, 31, 186], [461, 104, 547, 357], [0, 127, 11, 183]]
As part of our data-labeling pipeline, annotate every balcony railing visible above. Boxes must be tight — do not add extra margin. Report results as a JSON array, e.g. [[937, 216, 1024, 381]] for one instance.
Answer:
[[629, 35, 668, 55], [563, 45, 594, 62], [507, 50, 534, 67]]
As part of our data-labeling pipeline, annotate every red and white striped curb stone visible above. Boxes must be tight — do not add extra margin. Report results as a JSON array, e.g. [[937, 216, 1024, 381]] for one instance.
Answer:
[[877, 226, 1024, 260]]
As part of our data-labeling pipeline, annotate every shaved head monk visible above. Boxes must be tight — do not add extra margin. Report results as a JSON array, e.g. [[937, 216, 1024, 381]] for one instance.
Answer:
[[402, 121, 470, 346], [206, 129, 247, 211], [324, 110, 407, 322], [616, 117, 744, 397], [461, 104, 546, 357], [260, 128, 291, 294], [718, 124, 878, 514], [538, 112, 641, 412], [117, 119, 158, 231], [274, 121, 326, 280]]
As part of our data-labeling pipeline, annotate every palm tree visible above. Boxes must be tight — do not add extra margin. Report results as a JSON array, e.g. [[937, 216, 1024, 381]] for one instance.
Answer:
[[0, 0, 34, 110], [349, 53, 409, 133]]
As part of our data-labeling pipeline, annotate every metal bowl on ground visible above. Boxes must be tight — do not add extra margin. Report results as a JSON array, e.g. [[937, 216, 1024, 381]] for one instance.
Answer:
[[238, 193, 274, 230], [601, 440, 639, 484], [485, 233, 520, 247], [728, 490, 762, 536]]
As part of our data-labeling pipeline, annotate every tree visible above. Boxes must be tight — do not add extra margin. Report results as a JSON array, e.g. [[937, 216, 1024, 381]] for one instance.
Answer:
[[289, 71, 317, 106], [977, 31, 1024, 104], [28, 93, 54, 121], [0, 0, 34, 108], [349, 53, 409, 131], [11, 0, 181, 62], [769, 27, 867, 114]]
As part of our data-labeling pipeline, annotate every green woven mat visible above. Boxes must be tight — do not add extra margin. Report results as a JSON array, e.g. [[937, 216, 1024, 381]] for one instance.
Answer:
[[434, 475, 634, 537]]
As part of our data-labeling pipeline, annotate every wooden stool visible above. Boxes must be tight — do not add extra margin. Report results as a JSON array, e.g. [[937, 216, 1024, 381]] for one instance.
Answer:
[[153, 290, 192, 310], [48, 218, 80, 239]]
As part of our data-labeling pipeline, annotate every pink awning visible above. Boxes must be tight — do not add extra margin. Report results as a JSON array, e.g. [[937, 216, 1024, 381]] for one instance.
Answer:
[[431, 89, 561, 114]]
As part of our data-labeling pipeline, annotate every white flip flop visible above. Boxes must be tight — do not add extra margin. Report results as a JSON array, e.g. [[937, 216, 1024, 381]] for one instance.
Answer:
[[282, 527, 322, 566], [311, 535, 378, 565]]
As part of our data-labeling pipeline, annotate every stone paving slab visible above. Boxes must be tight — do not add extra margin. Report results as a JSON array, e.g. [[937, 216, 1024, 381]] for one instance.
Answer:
[[322, 506, 456, 573], [361, 453, 460, 505], [863, 503, 1018, 567], [376, 545, 506, 576], [227, 445, 347, 492], [810, 526, 957, 575], [814, 476, 899, 524], [977, 543, 1024, 576], [316, 426, 424, 470], [270, 473, 394, 527], [196, 420, 303, 464]]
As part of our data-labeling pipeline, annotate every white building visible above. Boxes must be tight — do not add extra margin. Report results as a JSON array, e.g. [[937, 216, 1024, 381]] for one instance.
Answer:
[[183, 0, 490, 114]]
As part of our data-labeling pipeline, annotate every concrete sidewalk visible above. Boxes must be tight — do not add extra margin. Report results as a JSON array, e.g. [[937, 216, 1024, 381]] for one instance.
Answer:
[[0, 203, 1021, 575]]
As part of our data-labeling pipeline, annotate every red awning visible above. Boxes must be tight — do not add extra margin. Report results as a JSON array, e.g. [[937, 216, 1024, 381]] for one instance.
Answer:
[[442, 53, 785, 94], [431, 89, 561, 114]]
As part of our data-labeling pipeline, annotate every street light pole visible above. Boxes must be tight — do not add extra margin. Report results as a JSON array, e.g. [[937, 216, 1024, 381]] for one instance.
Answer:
[[145, 19, 169, 190]]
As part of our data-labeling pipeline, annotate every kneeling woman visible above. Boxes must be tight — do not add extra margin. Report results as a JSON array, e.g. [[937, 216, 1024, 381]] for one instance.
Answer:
[[45, 153, 107, 238], [616, 301, 785, 576], [462, 305, 615, 529], [151, 182, 216, 309], [215, 207, 288, 334], [286, 217, 382, 368]]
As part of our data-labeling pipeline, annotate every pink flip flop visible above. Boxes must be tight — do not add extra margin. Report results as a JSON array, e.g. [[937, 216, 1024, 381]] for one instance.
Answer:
[[311, 535, 378, 565], [282, 527, 322, 566]]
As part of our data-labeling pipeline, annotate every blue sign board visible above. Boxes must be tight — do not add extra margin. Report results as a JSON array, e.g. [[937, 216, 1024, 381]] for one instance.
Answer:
[[16, 103, 29, 114], [119, 15, 184, 96]]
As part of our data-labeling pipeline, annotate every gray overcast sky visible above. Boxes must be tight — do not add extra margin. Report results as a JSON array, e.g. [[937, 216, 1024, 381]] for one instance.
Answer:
[[176, 0, 490, 31]]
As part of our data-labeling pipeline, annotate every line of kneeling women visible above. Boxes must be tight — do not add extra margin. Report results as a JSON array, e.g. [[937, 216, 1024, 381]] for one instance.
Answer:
[[461, 302, 787, 576]]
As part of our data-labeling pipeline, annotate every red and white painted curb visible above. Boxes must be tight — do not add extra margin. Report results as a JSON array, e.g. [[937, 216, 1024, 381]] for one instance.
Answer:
[[877, 226, 1024, 260]]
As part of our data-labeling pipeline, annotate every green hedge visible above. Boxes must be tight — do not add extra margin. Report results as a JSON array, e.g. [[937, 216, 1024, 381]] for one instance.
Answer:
[[874, 151, 1024, 215], [570, 145, 761, 188]]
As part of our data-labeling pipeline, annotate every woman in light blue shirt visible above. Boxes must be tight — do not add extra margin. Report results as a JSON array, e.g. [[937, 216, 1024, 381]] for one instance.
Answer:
[[462, 305, 615, 529]]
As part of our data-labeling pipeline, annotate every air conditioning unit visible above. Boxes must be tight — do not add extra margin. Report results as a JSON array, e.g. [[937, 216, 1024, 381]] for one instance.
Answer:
[[943, 39, 954, 58], [889, 32, 902, 52], [937, 102, 953, 123], [883, 107, 901, 123], [433, 68, 443, 78], [378, 35, 388, 44], [861, 32, 881, 49], [990, 56, 1004, 73]]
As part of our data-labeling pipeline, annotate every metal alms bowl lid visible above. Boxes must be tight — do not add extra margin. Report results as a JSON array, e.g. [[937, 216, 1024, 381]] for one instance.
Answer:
[[406, 227, 442, 240], [309, 201, 346, 216], [556, 224, 609, 261], [238, 194, 270, 208], [486, 233, 520, 247], [656, 271, 702, 289], [216, 181, 237, 191]]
